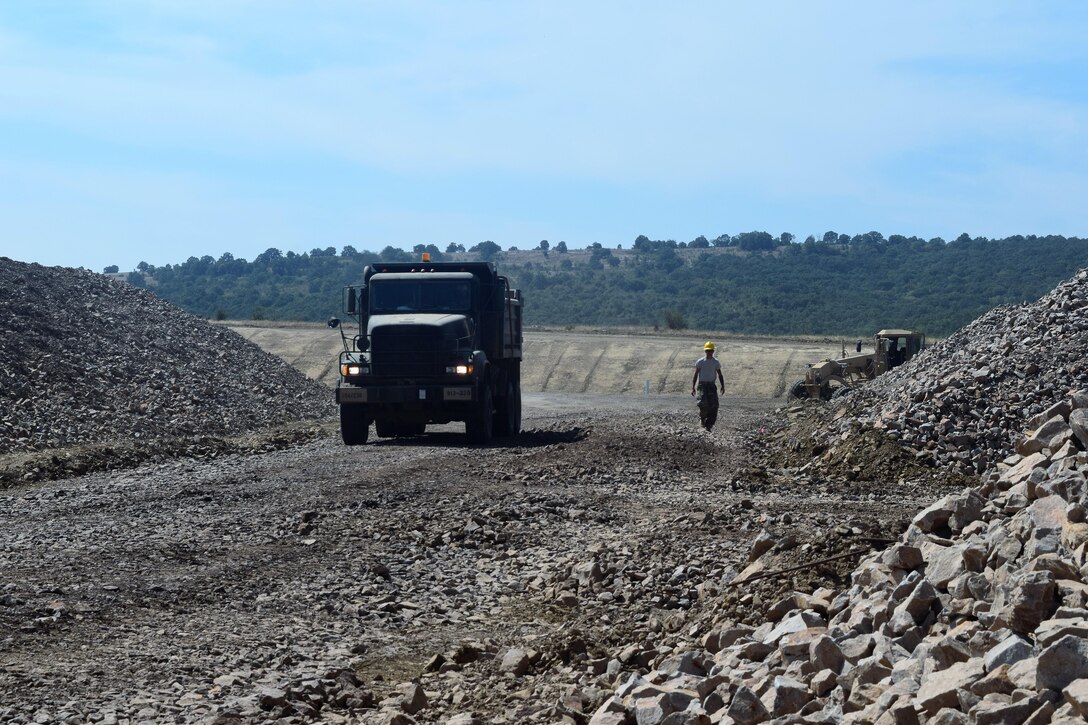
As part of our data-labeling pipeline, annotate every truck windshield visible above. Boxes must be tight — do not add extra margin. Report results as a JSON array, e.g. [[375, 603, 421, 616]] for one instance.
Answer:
[[370, 280, 472, 314]]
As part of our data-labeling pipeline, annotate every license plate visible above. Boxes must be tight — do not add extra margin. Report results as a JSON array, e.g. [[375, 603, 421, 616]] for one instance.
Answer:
[[340, 387, 368, 403], [443, 387, 472, 401]]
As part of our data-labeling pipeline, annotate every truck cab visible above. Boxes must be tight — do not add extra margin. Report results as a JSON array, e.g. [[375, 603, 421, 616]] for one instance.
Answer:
[[875, 329, 926, 372]]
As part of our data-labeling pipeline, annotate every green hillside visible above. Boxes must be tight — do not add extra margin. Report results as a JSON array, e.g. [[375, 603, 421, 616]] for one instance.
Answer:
[[120, 233, 1088, 338]]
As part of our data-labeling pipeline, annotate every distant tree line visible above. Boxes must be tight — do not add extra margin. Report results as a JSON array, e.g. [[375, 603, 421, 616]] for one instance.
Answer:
[[109, 232, 1088, 337]]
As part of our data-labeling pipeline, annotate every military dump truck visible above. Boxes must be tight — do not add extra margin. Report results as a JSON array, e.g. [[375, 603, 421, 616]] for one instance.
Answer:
[[328, 258, 523, 445], [788, 329, 926, 401]]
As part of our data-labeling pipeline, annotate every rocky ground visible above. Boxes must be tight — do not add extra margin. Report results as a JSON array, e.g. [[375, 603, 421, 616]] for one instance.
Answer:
[[3, 260, 1088, 724], [0, 398, 957, 725]]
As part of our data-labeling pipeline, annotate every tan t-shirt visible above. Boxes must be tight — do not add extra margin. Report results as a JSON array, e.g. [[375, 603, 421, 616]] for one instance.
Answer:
[[695, 356, 721, 383]]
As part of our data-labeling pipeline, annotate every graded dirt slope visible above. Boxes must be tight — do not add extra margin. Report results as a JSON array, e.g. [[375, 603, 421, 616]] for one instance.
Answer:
[[224, 322, 838, 399]]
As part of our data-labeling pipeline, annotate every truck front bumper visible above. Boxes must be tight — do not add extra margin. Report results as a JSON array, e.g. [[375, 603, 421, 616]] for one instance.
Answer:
[[336, 383, 476, 406]]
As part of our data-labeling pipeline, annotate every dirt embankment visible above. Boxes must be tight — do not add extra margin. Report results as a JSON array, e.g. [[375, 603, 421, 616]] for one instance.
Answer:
[[226, 321, 838, 399]]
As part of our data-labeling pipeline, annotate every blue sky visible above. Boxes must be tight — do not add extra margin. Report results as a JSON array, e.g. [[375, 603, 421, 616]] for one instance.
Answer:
[[1, 2, 1086, 272]]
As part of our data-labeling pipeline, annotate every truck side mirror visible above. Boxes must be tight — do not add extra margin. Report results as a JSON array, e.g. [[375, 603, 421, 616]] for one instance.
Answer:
[[856, 340, 862, 353], [346, 287, 357, 314], [328, 317, 340, 329]]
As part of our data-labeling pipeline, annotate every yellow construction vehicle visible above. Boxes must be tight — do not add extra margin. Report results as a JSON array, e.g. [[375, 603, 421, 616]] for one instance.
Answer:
[[787, 329, 926, 401]]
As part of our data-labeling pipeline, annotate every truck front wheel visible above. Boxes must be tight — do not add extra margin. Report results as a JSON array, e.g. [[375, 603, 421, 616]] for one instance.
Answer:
[[466, 384, 493, 445], [340, 406, 370, 446]]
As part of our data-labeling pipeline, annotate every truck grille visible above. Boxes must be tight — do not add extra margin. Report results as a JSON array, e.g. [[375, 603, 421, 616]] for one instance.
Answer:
[[370, 326, 446, 379]]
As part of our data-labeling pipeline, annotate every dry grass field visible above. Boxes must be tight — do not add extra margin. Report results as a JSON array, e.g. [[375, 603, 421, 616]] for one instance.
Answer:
[[223, 321, 844, 399]]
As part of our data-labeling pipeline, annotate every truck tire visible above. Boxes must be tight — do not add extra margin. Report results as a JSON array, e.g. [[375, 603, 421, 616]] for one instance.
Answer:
[[375, 419, 395, 438], [494, 363, 521, 438], [787, 380, 809, 400], [466, 384, 493, 445], [340, 406, 369, 446]]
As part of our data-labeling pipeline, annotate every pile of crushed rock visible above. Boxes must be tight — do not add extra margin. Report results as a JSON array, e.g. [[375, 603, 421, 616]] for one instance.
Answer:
[[589, 393, 1088, 724], [585, 269, 1088, 722], [0, 258, 334, 457], [835, 268, 1088, 474]]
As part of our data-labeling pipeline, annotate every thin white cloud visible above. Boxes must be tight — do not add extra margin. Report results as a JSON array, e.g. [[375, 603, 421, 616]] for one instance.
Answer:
[[0, 0, 1085, 267], [2, 3, 1084, 186]]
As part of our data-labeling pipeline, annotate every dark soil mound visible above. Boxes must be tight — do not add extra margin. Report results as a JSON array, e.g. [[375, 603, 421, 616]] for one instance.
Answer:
[[0, 258, 334, 457]]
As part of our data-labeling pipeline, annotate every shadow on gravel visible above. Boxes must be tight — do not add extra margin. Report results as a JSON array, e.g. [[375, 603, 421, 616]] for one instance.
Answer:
[[369, 426, 587, 449]]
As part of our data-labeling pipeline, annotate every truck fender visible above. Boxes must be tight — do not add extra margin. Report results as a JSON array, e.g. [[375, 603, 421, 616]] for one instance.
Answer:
[[471, 351, 490, 379]]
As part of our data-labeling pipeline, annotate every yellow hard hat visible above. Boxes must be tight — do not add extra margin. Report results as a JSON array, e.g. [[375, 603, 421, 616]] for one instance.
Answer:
[[704, 341, 715, 351]]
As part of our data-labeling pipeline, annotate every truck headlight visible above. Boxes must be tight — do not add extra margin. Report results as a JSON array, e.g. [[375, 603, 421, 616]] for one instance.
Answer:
[[342, 364, 369, 376], [445, 364, 473, 375]]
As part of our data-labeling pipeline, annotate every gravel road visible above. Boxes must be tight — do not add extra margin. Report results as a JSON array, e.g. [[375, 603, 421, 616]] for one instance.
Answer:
[[0, 394, 956, 724]]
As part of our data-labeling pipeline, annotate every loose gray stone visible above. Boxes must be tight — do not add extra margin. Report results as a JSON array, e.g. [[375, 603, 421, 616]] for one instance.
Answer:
[[983, 635, 1033, 672], [992, 570, 1057, 635], [916, 658, 984, 714], [726, 686, 769, 725], [1037, 635, 1088, 690], [810, 635, 846, 674], [500, 648, 530, 677], [1069, 409, 1088, 450], [1065, 678, 1088, 718], [760, 675, 809, 717]]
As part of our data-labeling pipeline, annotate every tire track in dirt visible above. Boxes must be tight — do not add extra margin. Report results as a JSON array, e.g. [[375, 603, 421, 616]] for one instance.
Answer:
[[618, 354, 645, 394], [309, 339, 342, 385], [580, 347, 608, 393], [314, 354, 338, 386], [540, 345, 568, 392], [656, 348, 683, 393], [771, 351, 799, 399]]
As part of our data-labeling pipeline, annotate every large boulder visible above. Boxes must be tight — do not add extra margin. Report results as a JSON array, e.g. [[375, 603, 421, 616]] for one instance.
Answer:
[[1037, 635, 1088, 690], [991, 570, 1057, 635], [1070, 409, 1088, 450]]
